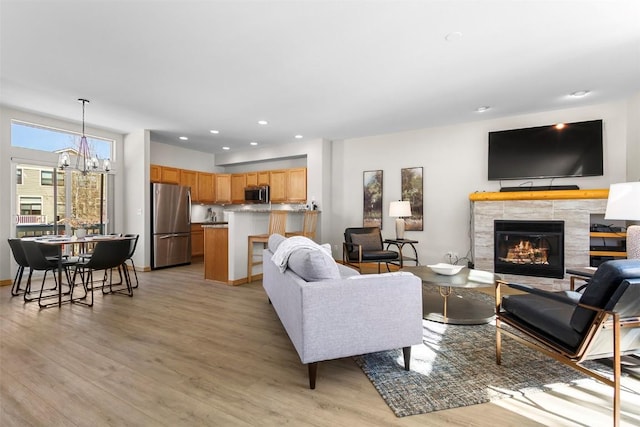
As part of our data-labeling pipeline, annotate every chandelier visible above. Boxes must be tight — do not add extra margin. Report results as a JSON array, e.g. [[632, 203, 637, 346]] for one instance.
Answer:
[[58, 98, 111, 174]]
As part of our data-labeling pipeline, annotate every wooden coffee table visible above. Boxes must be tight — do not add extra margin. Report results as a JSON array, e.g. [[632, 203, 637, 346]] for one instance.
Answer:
[[401, 266, 498, 325]]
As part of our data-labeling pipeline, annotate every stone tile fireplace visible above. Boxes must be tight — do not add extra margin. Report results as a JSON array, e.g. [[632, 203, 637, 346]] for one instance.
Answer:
[[470, 189, 608, 290]]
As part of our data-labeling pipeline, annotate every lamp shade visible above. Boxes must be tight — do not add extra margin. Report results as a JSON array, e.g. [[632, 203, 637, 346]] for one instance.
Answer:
[[605, 182, 640, 221], [389, 201, 411, 217]]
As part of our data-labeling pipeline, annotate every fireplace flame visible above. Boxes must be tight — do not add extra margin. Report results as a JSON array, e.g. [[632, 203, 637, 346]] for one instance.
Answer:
[[500, 239, 549, 265]]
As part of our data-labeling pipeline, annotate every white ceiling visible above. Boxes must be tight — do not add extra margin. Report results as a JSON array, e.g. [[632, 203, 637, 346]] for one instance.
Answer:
[[1, 0, 639, 154]]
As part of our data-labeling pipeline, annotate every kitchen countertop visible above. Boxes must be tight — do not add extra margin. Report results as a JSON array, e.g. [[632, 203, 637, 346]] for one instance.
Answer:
[[199, 222, 228, 227]]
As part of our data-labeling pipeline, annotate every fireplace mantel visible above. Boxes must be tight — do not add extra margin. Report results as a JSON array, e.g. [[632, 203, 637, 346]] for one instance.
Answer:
[[470, 189, 609, 290], [469, 188, 608, 202]]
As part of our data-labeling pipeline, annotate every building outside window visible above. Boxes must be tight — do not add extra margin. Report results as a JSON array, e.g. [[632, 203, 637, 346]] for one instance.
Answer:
[[11, 120, 115, 237]]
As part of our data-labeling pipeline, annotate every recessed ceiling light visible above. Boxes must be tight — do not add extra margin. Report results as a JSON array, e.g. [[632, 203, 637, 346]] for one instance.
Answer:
[[445, 31, 463, 42], [222, 146, 230, 150], [209, 130, 219, 134], [257, 120, 268, 125], [570, 90, 590, 97], [294, 134, 303, 139], [475, 106, 490, 113], [250, 141, 258, 146], [179, 136, 188, 140]]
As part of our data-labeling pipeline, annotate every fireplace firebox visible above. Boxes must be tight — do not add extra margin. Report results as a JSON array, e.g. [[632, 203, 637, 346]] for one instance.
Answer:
[[494, 220, 564, 279]]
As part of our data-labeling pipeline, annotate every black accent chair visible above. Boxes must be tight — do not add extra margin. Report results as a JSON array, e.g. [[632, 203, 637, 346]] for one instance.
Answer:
[[73, 239, 133, 307], [495, 259, 640, 427], [20, 241, 76, 307], [343, 227, 399, 273]]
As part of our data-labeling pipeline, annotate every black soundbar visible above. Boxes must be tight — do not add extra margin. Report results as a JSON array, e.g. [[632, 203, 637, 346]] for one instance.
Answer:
[[499, 185, 580, 192]]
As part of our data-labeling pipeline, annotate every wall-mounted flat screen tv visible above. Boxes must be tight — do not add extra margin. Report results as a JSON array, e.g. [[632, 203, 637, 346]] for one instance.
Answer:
[[488, 119, 603, 181]]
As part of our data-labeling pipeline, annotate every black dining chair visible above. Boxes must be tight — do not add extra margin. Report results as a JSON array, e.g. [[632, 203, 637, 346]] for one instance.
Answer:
[[8, 239, 33, 296], [72, 239, 132, 307], [124, 234, 139, 288], [20, 240, 76, 307]]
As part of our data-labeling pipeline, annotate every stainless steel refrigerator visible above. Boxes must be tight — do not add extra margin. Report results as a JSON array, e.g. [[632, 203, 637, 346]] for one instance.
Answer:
[[151, 183, 191, 269]]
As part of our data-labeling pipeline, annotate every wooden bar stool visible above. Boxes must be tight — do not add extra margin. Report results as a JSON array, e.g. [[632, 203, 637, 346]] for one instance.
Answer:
[[247, 210, 288, 283], [286, 210, 319, 240]]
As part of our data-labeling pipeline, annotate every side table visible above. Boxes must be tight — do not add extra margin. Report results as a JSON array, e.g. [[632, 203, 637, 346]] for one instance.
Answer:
[[384, 238, 419, 268]]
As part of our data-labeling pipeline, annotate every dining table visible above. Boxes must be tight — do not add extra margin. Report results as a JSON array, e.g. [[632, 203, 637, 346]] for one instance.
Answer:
[[22, 234, 134, 308]]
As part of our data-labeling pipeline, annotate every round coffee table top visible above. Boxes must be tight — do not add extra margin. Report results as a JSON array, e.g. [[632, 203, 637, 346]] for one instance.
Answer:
[[401, 265, 497, 289]]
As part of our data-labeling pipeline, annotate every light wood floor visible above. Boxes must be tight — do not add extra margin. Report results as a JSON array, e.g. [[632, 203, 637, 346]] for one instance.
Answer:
[[2, 261, 640, 426]]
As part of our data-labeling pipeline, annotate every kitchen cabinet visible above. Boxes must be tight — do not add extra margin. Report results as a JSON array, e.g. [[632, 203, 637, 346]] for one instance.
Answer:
[[204, 226, 228, 283], [191, 223, 204, 257], [258, 171, 270, 185], [180, 170, 198, 201], [215, 174, 231, 204], [150, 164, 181, 184], [246, 172, 258, 187], [270, 168, 307, 203], [269, 170, 287, 202], [287, 168, 307, 202], [197, 172, 215, 203], [160, 166, 181, 184], [231, 174, 247, 204], [150, 164, 162, 183]]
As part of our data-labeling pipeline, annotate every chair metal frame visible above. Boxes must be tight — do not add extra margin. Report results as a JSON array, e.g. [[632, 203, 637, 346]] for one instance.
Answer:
[[72, 238, 133, 307], [495, 277, 640, 427], [20, 240, 76, 308]]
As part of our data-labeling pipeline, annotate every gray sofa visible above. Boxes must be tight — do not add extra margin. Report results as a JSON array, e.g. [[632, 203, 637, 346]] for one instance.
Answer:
[[263, 234, 423, 388]]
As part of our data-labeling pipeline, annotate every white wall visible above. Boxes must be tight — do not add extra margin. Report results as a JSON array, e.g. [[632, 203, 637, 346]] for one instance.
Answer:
[[626, 92, 640, 182], [151, 141, 220, 172], [329, 99, 632, 266], [124, 130, 150, 269]]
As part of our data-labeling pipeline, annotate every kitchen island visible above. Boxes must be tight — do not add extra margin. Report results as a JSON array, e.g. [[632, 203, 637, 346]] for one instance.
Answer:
[[203, 209, 318, 285]]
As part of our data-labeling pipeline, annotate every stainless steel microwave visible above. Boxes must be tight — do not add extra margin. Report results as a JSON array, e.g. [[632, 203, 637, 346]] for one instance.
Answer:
[[244, 185, 270, 203]]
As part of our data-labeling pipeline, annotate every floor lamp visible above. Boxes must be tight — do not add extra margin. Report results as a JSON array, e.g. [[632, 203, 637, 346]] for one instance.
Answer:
[[604, 182, 640, 259]]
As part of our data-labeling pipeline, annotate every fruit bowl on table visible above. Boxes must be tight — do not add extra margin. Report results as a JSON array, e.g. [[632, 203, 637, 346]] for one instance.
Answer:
[[427, 263, 464, 276]]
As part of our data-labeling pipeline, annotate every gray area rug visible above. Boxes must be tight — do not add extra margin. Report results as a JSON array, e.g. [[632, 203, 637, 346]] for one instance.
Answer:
[[353, 288, 599, 417]]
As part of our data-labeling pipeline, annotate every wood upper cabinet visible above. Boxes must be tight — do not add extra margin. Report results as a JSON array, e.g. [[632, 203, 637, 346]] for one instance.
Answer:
[[269, 170, 287, 202], [215, 174, 231, 204], [287, 168, 307, 202], [245, 172, 258, 187], [257, 171, 270, 185], [180, 169, 198, 201], [197, 172, 215, 203], [160, 166, 181, 184], [150, 164, 162, 183], [231, 174, 247, 204], [269, 168, 307, 202]]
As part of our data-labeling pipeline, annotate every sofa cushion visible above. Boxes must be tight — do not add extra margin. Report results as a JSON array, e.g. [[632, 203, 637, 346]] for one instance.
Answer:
[[350, 232, 382, 251], [268, 233, 286, 253], [287, 248, 340, 282]]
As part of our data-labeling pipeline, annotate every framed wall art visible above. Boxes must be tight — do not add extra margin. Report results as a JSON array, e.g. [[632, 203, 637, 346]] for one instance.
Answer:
[[363, 170, 383, 228], [401, 167, 423, 231]]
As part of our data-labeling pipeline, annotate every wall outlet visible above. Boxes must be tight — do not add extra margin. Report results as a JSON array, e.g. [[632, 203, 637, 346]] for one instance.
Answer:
[[446, 251, 458, 259]]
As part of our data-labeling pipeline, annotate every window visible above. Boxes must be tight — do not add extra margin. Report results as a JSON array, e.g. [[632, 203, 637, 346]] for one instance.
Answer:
[[11, 120, 113, 161], [20, 197, 42, 215], [41, 170, 53, 186], [16, 168, 23, 185]]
